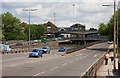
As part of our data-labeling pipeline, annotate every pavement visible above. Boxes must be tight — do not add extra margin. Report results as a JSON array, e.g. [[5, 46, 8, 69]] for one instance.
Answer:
[[97, 49, 119, 77]]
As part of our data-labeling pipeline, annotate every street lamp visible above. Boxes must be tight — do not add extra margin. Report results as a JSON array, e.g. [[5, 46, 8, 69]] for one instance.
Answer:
[[102, 0, 117, 71], [23, 8, 37, 52], [54, 13, 56, 25], [73, 4, 75, 22]]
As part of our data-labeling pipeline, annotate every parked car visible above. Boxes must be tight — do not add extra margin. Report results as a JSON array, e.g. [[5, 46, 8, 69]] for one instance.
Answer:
[[107, 41, 113, 44], [41, 46, 50, 54], [29, 49, 43, 58], [57, 37, 62, 40], [16, 42, 23, 46], [58, 47, 66, 52], [52, 38, 58, 41], [34, 40, 39, 43]]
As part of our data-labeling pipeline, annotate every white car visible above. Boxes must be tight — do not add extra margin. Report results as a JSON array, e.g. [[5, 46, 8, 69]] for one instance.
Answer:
[[107, 41, 113, 44]]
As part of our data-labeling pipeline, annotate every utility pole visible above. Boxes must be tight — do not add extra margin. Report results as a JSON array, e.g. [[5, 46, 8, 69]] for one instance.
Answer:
[[23, 8, 37, 52], [113, 0, 116, 71]]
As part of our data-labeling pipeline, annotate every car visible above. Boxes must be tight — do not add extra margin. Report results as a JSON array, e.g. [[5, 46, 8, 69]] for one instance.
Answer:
[[28, 41, 34, 44], [29, 49, 43, 58], [16, 42, 23, 46], [41, 46, 50, 54], [52, 38, 58, 41], [58, 47, 66, 52], [107, 41, 113, 44], [57, 37, 62, 40], [34, 40, 38, 43]]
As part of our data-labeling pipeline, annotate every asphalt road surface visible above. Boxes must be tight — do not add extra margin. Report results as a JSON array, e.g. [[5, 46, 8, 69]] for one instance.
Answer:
[[2, 42, 110, 76]]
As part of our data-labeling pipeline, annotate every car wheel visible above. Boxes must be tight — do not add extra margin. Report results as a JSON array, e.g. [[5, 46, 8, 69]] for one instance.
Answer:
[[29, 56, 31, 58]]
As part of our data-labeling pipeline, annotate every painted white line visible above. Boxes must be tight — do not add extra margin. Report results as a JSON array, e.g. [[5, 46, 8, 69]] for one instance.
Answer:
[[33, 71, 45, 76], [69, 61, 74, 63], [61, 63, 67, 66], [80, 57, 82, 59], [79, 54, 82, 55], [94, 55, 97, 57], [75, 59, 79, 61], [50, 66, 59, 70]]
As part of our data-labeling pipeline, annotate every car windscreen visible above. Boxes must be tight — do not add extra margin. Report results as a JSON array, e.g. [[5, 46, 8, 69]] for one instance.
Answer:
[[42, 47, 47, 49], [32, 49, 39, 52], [60, 47, 64, 49]]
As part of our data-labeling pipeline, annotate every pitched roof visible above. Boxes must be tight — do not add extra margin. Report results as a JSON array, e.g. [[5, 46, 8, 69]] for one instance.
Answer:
[[71, 23, 85, 27]]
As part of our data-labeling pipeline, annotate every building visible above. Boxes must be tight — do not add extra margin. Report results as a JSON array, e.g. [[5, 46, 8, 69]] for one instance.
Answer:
[[70, 23, 85, 38], [44, 21, 98, 39]]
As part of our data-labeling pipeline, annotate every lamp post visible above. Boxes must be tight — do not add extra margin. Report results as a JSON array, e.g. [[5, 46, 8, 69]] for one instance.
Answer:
[[23, 8, 37, 52], [102, 0, 117, 71], [73, 4, 75, 22], [54, 12, 56, 25]]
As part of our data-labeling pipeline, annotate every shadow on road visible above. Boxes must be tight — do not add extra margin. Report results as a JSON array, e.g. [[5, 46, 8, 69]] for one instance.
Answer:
[[86, 48, 108, 52]]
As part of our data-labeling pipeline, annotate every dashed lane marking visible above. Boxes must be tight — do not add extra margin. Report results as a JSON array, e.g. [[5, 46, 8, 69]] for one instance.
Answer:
[[69, 61, 74, 63], [61, 63, 67, 66], [49, 66, 59, 70], [75, 59, 79, 61], [33, 71, 45, 76]]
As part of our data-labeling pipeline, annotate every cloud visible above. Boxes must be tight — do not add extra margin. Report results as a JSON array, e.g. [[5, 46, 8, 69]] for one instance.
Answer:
[[2, 1, 116, 29]]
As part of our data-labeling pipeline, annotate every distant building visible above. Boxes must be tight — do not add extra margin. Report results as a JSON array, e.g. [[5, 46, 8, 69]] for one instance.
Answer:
[[70, 23, 85, 38], [44, 21, 98, 38]]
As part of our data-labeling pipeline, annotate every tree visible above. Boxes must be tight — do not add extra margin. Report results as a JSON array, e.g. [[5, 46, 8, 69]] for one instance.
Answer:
[[24, 24, 45, 40], [98, 23, 107, 35], [98, 9, 120, 41], [89, 28, 97, 31], [1, 12, 25, 40]]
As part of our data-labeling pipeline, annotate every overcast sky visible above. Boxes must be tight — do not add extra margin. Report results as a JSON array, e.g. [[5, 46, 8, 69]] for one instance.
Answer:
[[1, 0, 120, 29]]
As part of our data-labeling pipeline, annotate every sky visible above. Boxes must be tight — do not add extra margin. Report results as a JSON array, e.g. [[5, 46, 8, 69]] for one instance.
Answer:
[[1, 0, 120, 29]]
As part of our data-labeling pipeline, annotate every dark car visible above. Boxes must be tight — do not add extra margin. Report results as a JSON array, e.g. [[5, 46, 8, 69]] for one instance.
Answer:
[[16, 42, 23, 46]]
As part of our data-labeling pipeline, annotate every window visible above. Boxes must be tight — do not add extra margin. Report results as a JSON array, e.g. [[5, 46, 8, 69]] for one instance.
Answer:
[[75, 35, 78, 37], [72, 35, 73, 37], [80, 28, 81, 30], [47, 27, 51, 31], [80, 35, 81, 37], [72, 28, 74, 30], [75, 28, 78, 30]]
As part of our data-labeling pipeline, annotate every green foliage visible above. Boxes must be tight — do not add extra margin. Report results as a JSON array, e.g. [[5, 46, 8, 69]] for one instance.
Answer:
[[24, 24, 45, 40], [98, 9, 120, 41], [1, 12, 45, 41], [98, 23, 107, 35], [1, 12, 25, 40]]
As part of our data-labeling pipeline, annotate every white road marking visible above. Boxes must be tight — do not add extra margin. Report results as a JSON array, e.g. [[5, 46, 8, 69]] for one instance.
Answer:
[[69, 61, 74, 63], [50, 66, 59, 70], [79, 54, 82, 55], [61, 63, 67, 66], [80, 57, 82, 59], [33, 71, 45, 76], [75, 59, 79, 61], [94, 55, 97, 57]]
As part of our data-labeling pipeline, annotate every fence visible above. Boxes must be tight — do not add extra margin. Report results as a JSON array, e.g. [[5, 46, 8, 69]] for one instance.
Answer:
[[65, 41, 105, 54], [82, 53, 105, 78]]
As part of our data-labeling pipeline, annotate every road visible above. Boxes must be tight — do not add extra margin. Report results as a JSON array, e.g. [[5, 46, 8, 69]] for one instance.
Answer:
[[2, 42, 110, 76]]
